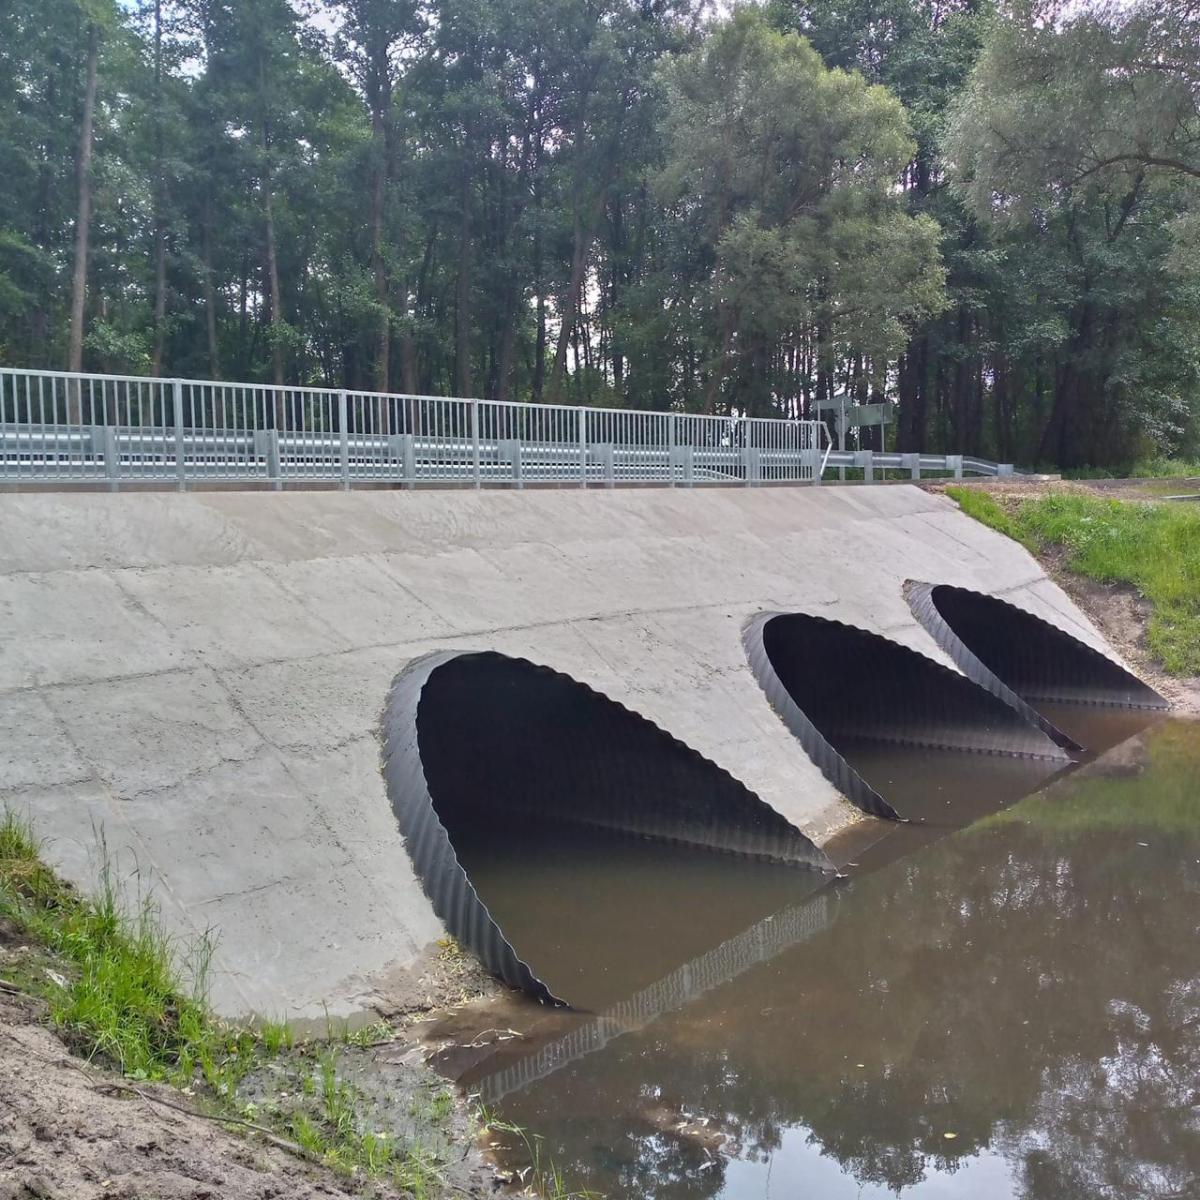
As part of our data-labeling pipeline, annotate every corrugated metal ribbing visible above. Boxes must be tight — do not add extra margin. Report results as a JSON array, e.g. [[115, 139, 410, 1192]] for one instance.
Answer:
[[381, 650, 834, 1006], [382, 653, 562, 1005], [907, 583, 1168, 725], [743, 611, 1073, 823]]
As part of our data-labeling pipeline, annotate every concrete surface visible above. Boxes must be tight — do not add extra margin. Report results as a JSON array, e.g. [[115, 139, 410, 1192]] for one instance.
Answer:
[[0, 486, 1120, 1018]]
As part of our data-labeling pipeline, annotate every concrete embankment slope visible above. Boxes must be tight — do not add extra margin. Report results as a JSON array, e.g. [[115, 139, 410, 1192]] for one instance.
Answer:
[[0, 486, 1115, 1017]]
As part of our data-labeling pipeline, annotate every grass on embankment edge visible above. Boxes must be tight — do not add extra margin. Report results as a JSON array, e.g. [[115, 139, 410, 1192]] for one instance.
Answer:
[[945, 487, 1200, 676], [0, 811, 459, 1193]]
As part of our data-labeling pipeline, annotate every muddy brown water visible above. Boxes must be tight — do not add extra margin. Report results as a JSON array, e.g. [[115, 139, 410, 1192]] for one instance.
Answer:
[[449, 822, 829, 1012], [428, 713, 1199, 1199], [1036, 701, 1168, 757]]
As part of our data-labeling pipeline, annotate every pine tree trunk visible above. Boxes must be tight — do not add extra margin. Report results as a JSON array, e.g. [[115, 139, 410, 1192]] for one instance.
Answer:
[[151, 0, 168, 376], [67, 20, 99, 399], [548, 189, 606, 403], [454, 158, 473, 397], [263, 178, 284, 390], [533, 182, 546, 404], [369, 69, 390, 393], [202, 199, 220, 378]]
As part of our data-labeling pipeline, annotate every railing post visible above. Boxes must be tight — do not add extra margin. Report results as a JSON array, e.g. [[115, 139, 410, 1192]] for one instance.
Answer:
[[97, 426, 119, 493], [668, 413, 677, 487], [902, 452, 920, 480], [172, 379, 186, 491], [808, 426, 821, 486], [338, 391, 350, 490], [387, 433, 416, 487], [590, 443, 615, 488], [470, 399, 481, 490], [947, 454, 964, 480], [499, 438, 522, 488], [578, 408, 588, 488], [669, 445, 694, 486], [854, 449, 874, 483], [254, 429, 282, 490], [742, 446, 761, 487]]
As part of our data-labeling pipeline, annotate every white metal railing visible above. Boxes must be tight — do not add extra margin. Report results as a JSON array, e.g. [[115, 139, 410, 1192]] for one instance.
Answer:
[[0, 367, 1012, 491], [0, 368, 833, 491], [822, 449, 1015, 480]]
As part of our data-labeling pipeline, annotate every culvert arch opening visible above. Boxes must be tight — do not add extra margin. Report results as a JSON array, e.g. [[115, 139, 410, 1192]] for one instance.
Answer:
[[744, 611, 1072, 825], [908, 583, 1168, 753], [381, 650, 832, 1009]]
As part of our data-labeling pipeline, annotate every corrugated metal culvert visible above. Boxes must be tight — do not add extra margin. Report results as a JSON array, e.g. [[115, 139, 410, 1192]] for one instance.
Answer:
[[742, 610, 1074, 822], [906, 582, 1168, 753], [381, 650, 834, 1005]]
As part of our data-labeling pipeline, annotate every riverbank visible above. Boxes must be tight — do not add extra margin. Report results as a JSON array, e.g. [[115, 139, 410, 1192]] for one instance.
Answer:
[[940, 481, 1200, 713], [0, 813, 500, 1200]]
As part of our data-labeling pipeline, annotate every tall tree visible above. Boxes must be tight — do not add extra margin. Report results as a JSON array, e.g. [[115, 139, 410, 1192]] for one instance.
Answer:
[[68, 16, 100, 376], [946, 0, 1200, 464], [655, 8, 946, 415], [337, 0, 419, 392]]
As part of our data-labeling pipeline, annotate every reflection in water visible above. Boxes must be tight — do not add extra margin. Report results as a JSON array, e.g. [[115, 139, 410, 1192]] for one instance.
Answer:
[[451, 822, 827, 1012], [826, 738, 1068, 872], [438, 720, 1200, 1200], [1036, 702, 1168, 757]]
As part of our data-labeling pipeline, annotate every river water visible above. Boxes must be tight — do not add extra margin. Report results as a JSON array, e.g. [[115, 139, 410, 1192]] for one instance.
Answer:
[[429, 715, 1200, 1199]]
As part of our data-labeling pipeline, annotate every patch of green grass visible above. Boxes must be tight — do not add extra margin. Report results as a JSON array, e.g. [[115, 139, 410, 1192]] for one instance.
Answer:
[[288, 1067, 445, 1195], [0, 811, 60, 904], [944, 486, 1040, 553], [0, 817, 213, 1080], [1127, 457, 1200, 479], [257, 1018, 295, 1056], [1063, 457, 1200, 480], [428, 1088, 454, 1123], [410, 1084, 455, 1126], [947, 488, 1200, 675], [0, 811, 485, 1197]]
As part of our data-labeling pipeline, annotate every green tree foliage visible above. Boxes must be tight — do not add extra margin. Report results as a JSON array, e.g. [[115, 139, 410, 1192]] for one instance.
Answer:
[[944, 0, 1200, 466], [655, 10, 946, 415], [1, 0, 1199, 468]]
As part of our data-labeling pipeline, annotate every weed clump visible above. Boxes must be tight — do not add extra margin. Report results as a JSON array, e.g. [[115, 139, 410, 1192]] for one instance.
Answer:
[[0, 816, 211, 1078], [0, 811, 459, 1193]]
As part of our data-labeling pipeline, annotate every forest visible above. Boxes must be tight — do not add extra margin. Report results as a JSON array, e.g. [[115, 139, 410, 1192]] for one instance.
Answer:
[[2, 0, 1199, 468]]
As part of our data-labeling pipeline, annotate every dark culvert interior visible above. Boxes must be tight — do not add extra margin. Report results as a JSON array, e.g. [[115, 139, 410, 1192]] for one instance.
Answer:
[[913, 584, 1168, 753], [390, 651, 831, 1010], [746, 612, 1072, 848]]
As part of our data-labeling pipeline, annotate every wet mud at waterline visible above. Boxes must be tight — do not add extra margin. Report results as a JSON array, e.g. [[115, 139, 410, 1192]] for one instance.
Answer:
[[428, 720, 1200, 1200]]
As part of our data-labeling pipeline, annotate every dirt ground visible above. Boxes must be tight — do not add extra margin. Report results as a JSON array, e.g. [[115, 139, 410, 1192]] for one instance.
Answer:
[[0, 993, 376, 1200], [925, 477, 1200, 714], [0, 911, 499, 1200], [0, 987, 502, 1200]]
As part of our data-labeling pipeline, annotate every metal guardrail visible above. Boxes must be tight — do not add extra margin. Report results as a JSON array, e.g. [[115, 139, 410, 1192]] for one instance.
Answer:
[[823, 449, 1015, 480], [0, 368, 1011, 490], [0, 368, 828, 490]]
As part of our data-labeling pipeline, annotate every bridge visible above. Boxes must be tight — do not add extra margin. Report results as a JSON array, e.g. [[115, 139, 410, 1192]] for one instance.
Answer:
[[0, 368, 1012, 490], [0, 371, 1102, 1023]]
